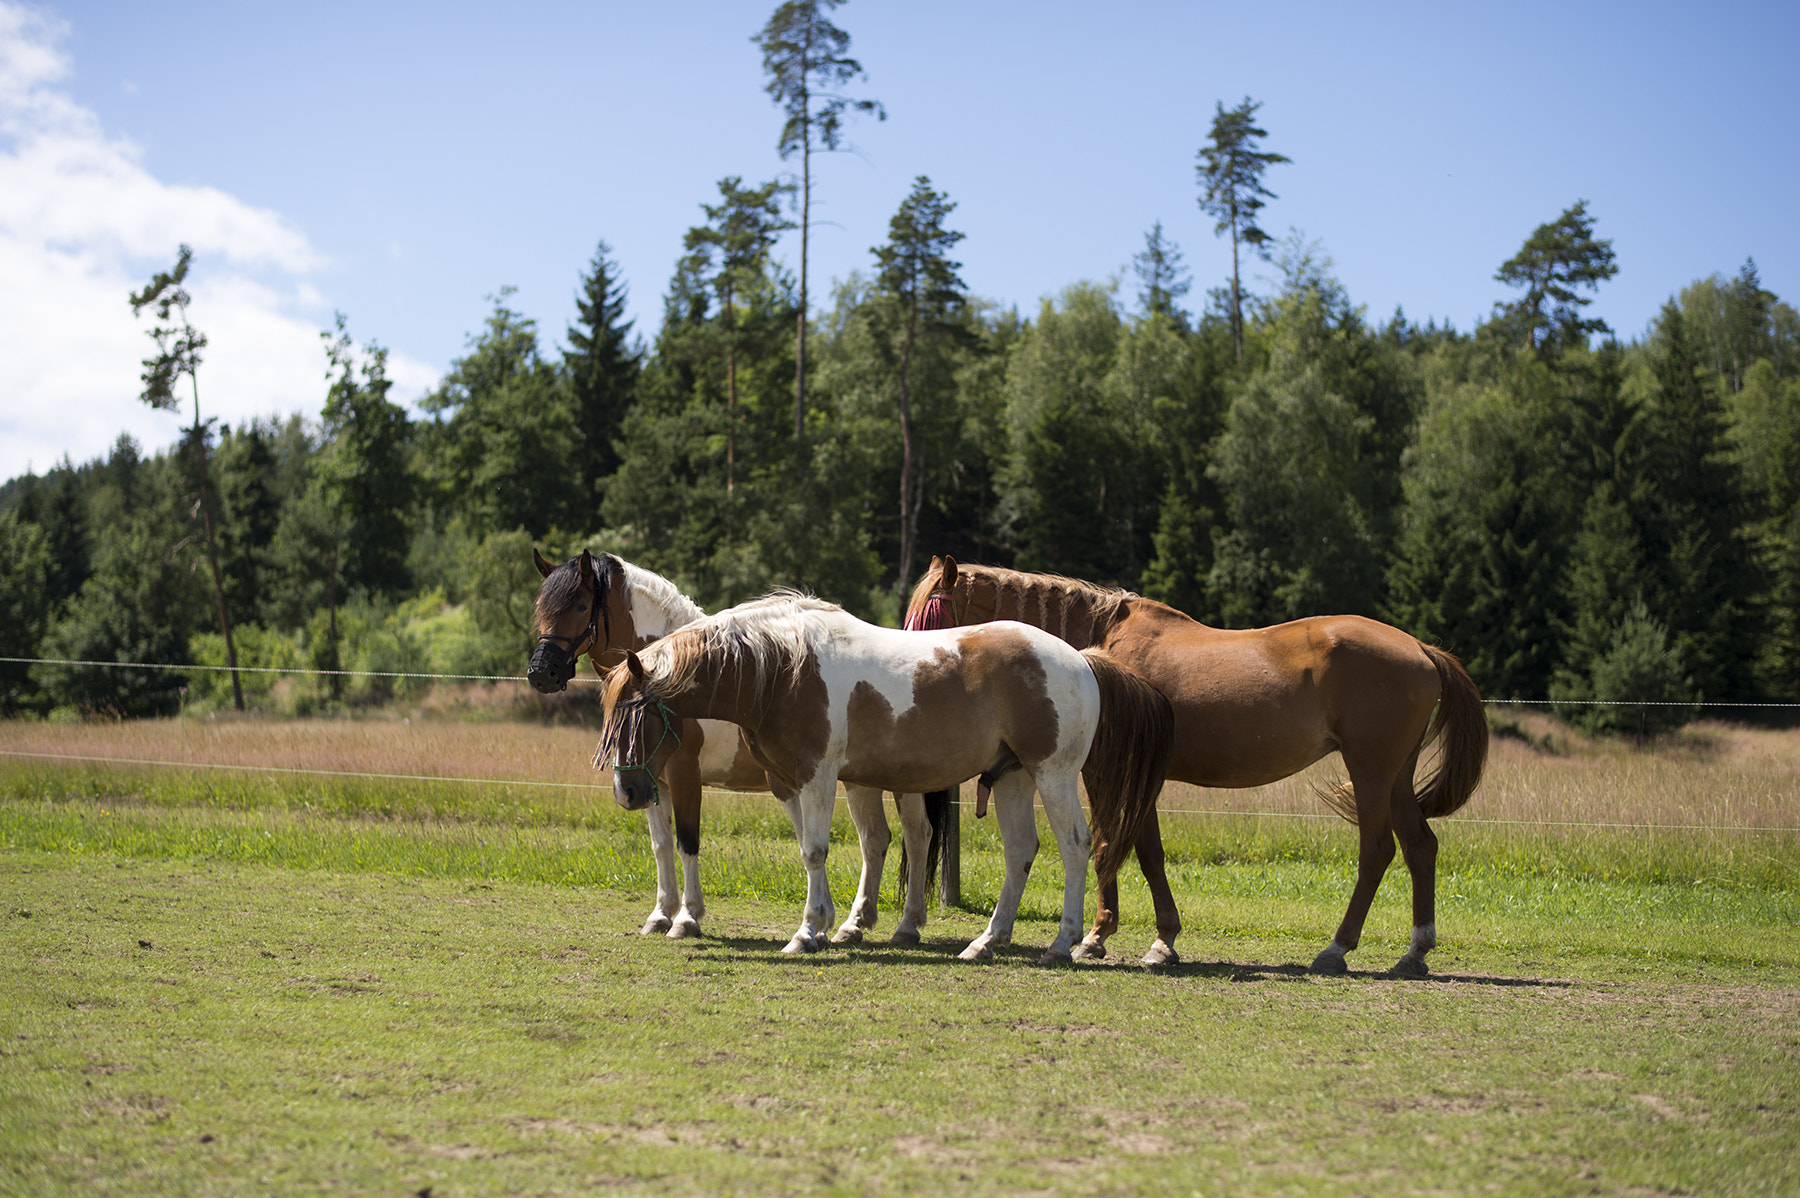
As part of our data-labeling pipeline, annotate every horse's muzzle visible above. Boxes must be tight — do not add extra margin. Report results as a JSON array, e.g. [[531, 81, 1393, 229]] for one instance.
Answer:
[[527, 644, 576, 693], [613, 769, 656, 811]]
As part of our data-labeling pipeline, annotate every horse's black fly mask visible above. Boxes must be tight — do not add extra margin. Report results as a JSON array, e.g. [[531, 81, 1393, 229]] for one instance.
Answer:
[[527, 556, 612, 692]]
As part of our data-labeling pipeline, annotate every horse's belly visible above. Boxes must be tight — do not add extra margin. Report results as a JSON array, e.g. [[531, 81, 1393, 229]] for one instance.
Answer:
[[694, 720, 769, 790]]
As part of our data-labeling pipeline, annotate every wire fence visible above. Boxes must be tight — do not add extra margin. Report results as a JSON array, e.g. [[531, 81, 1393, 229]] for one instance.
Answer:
[[3, 657, 1798, 834]]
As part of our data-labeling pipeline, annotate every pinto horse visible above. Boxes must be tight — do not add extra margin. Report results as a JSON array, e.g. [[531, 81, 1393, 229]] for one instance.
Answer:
[[527, 550, 945, 944], [599, 594, 1173, 962], [906, 557, 1488, 976]]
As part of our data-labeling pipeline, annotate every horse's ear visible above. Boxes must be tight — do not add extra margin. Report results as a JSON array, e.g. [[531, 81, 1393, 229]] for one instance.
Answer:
[[625, 651, 646, 681], [929, 555, 941, 572], [578, 549, 595, 588], [941, 555, 959, 590], [533, 547, 555, 579]]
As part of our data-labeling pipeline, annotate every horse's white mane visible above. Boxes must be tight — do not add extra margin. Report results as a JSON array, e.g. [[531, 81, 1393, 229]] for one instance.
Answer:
[[616, 558, 707, 637], [640, 591, 841, 697]]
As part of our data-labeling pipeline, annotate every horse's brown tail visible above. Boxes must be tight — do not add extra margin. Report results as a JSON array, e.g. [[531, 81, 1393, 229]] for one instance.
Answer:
[[1320, 643, 1488, 824], [1078, 649, 1174, 885], [1413, 644, 1488, 819]]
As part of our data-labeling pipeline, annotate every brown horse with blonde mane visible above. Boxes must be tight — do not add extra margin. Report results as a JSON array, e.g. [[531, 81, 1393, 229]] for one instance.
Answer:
[[905, 556, 1488, 975]]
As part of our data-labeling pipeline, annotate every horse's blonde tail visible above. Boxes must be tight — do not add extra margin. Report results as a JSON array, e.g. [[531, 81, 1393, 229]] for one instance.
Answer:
[[1079, 649, 1174, 885], [1316, 643, 1488, 824]]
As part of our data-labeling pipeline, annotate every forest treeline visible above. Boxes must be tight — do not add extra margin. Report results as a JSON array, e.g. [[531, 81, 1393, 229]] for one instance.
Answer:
[[2, 4, 1798, 732]]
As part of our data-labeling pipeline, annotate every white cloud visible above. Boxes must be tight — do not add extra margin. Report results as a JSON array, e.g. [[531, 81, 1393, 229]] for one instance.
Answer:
[[0, 2, 434, 482]]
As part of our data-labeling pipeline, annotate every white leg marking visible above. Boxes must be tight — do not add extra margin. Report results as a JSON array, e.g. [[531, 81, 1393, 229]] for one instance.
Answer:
[[640, 802, 677, 936]]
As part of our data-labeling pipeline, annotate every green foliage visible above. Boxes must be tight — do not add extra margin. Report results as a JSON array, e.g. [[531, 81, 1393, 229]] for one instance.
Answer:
[[0, 511, 53, 712], [1132, 220, 1191, 327], [420, 292, 583, 539], [1555, 596, 1699, 738], [317, 317, 416, 598], [1492, 200, 1618, 353], [32, 459, 209, 717], [564, 240, 642, 514], [1196, 96, 1289, 358]]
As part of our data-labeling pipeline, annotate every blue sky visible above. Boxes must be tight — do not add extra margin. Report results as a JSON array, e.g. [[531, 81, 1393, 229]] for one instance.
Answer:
[[3, 1, 1796, 481]]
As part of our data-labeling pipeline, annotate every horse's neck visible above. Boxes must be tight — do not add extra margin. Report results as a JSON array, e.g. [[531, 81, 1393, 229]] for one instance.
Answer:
[[660, 653, 765, 728], [618, 562, 707, 642], [976, 573, 1111, 649]]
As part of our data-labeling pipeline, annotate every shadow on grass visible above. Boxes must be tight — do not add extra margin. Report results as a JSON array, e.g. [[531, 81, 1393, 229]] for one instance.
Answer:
[[672, 932, 1574, 988]]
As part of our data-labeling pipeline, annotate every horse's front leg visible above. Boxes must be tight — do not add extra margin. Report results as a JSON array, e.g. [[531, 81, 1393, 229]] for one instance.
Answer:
[[891, 792, 931, 944], [783, 775, 840, 955], [832, 785, 889, 943], [639, 799, 679, 936], [959, 773, 1038, 961], [664, 743, 706, 939]]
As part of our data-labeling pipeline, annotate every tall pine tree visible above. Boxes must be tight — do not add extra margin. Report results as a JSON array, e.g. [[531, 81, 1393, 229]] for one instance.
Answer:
[[565, 241, 642, 516]]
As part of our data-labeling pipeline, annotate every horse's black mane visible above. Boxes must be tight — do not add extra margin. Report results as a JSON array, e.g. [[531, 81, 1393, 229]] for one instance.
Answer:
[[535, 552, 618, 624]]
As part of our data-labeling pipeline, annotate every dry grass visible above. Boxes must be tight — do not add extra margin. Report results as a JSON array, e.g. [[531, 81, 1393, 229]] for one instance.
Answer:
[[4, 711, 1798, 834]]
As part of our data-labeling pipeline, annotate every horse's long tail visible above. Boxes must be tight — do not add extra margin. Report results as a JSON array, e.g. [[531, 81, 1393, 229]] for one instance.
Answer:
[[1078, 649, 1174, 885], [897, 789, 952, 906], [1319, 643, 1488, 823], [1413, 644, 1488, 820]]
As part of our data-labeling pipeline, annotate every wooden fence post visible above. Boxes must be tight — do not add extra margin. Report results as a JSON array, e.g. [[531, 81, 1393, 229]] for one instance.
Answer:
[[940, 786, 961, 908]]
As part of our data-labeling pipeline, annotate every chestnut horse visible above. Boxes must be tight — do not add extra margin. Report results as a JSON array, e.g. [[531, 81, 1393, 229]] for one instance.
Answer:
[[905, 557, 1488, 975], [600, 594, 1173, 961], [527, 550, 944, 944]]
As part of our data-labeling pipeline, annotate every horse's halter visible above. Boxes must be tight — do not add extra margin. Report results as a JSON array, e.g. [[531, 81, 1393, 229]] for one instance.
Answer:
[[601, 694, 683, 806], [532, 574, 613, 687]]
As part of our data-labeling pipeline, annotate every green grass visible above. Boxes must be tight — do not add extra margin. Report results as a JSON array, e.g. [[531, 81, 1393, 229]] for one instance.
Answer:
[[2, 754, 1798, 1195]]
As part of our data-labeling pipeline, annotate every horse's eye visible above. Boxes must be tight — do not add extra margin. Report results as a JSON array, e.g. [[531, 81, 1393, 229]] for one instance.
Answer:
[[576, 600, 588, 612]]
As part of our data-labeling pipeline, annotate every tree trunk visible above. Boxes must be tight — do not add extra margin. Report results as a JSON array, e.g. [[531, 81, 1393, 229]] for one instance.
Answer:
[[897, 302, 917, 590], [1230, 208, 1243, 362], [794, 136, 811, 441]]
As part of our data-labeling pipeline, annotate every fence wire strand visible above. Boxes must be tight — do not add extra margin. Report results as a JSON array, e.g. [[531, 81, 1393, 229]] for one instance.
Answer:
[[3, 750, 1794, 834]]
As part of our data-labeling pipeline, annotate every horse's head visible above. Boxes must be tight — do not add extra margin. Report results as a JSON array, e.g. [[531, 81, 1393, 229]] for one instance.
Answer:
[[527, 548, 612, 693], [904, 554, 966, 631], [597, 651, 682, 810]]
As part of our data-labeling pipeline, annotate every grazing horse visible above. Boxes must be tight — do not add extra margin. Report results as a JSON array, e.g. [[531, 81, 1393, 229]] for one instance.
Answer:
[[599, 594, 1173, 961], [526, 550, 944, 944], [906, 557, 1488, 976]]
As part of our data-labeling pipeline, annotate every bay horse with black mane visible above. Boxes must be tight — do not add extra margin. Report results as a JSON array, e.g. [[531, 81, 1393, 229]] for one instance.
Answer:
[[906, 556, 1488, 975], [600, 594, 1173, 962], [527, 550, 947, 944]]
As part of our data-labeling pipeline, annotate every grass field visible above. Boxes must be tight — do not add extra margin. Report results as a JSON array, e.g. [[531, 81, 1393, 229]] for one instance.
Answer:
[[2, 712, 1797, 1195]]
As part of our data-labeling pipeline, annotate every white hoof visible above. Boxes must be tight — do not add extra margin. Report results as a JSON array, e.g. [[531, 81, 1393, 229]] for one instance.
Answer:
[[1141, 940, 1179, 967], [830, 925, 864, 945], [782, 932, 823, 955], [640, 913, 674, 936], [958, 941, 994, 961], [1070, 938, 1106, 962], [667, 916, 701, 940], [888, 927, 922, 946]]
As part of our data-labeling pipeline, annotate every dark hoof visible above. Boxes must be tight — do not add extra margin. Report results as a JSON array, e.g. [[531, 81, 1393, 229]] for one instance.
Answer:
[[1391, 954, 1430, 978], [888, 928, 922, 946], [1310, 948, 1348, 975]]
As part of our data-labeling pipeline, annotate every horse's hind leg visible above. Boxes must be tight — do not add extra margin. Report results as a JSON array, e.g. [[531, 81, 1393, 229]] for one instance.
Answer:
[[640, 799, 679, 936], [1036, 770, 1093, 964], [1388, 748, 1438, 977], [1311, 750, 1402, 975], [832, 785, 888, 944], [1073, 873, 1119, 961], [891, 792, 930, 944], [1135, 807, 1182, 966], [959, 772, 1039, 961]]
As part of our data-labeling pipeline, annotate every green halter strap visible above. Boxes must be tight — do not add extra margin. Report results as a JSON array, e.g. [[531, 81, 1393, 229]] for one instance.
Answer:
[[606, 695, 684, 807]]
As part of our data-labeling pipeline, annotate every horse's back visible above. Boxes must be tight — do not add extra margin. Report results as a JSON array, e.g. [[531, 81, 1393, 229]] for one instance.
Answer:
[[1106, 606, 1440, 788]]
